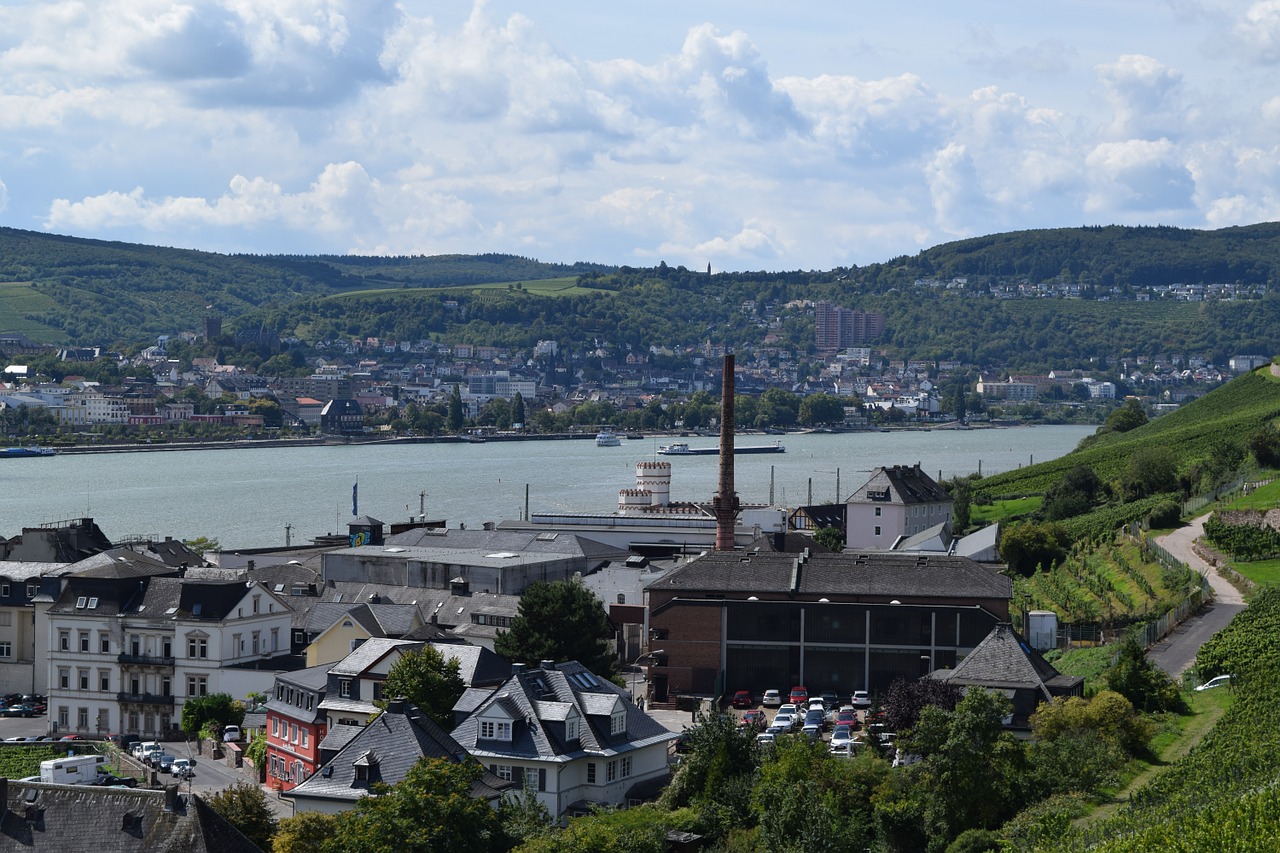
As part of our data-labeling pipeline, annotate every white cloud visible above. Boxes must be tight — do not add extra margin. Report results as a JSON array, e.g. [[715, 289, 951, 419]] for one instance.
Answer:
[[0, 175, 8, 213], [1233, 1, 1280, 62], [1085, 139, 1196, 215], [1095, 54, 1187, 140]]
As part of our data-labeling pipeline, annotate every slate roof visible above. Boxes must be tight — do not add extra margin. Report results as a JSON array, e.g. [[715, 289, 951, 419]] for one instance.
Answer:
[[935, 623, 1084, 698], [849, 464, 951, 505], [424, 642, 511, 687], [0, 781, 262, 853], [646, 550, 1012, 601], [327, 637, 423, 677], [452, 661, 677, 764], [288, 699, 513, 807], [65, 549, 176, 580], [304, 601, 421, 638]]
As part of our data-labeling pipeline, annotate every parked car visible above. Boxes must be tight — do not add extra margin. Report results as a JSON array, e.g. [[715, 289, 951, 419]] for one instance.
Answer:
[[789, 686, 809, 705], [776, 703, 799, 718], [803, 708, 827, 733], [154, 753, 176, 772], [852, 690, 872, 709], [0, 704, 35, 718], [738, 710, 767, 730], [1196, 674, 1233, 691], [171, 758, 196, 777], [829, 725, 856, 751], [834, 710, 858, 729], [91, 773, 138, 788], [819, 691, 839, 708], [755, 732, 776, 747], [222, 725, 242, 742], [761, 689, 782, 707], [730, 690, 755, 709], [772, 712, 796, 731]]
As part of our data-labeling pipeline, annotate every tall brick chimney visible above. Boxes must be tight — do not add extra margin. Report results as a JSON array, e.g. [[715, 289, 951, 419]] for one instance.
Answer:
[[714, 354, 740, 550]]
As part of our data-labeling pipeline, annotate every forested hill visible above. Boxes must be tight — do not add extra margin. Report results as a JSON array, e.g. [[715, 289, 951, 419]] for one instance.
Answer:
[[2, 223, 1280, 358], [886, 222, 1280, 288]]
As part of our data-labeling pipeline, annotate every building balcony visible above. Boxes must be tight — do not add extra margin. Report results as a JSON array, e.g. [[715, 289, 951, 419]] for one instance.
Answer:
[[116, 692, 175, 706], [118, 653, 176, 667]]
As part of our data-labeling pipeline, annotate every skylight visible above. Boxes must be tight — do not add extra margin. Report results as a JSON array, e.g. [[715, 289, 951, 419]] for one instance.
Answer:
[[75, 596, 87, 609], [87, 597, 98, 609]]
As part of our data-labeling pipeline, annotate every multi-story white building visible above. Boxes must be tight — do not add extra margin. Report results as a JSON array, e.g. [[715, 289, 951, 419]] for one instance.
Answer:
[[44, 558, 293, 739], [845, 464, 954, 550]]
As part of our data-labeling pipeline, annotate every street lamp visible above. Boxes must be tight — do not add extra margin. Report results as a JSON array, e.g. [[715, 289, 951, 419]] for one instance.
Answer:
[[628, 650, 665, 708]]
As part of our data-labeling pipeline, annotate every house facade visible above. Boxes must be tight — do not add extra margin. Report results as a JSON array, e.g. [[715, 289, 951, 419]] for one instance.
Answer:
[[845, 464, 953, 550], [44, 562, 293, 739], [451, 660, 677, 818], [265, 663, 330, 792]]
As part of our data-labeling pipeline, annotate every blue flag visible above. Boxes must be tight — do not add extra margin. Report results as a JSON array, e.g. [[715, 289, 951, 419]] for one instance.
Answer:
[[352, 481, 358, 516]]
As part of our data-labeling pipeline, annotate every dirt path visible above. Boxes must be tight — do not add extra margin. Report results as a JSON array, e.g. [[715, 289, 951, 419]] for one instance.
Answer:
[[1156, 515, 1245, 605]]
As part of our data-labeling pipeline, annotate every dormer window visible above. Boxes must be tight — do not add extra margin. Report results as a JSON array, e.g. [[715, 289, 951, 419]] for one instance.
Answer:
[[610, 709, 626, 736], [480, 720, 512, 741]]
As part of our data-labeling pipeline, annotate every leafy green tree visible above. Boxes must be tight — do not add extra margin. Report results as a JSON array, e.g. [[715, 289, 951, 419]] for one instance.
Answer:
[[1041, 464, 1106, 521], [751, 736, 885, 853], [1119, 446, 1179, 501], [183, 536, 220, 556], [906, 688, 1026, 846], [1103, 398, 1147, 434], [180, 692, 242, 736], [999, 521, 1071, 576], [797, 393, 845, 426], [813, 525, 845, 552], [448, 384, 465, 432], [494, 579, 615, 676], [273, 811, 341, 853], [333, 759, 503, 853], [512, 391, 526, 427], [206, 781, 278, 851], [376, 646, 465, 729], [1106, 633, 1184, 713], [513, 804, 672, 853], [659, 708, 758, 842], [497, 782, 555, 848], [883, 676, 964, 733]]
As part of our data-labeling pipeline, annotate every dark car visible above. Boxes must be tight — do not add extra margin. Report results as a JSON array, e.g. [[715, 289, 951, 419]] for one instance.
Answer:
[[673, 730, 695, 754], [738, 710, 767, 730], [0, 704, 35, 718], [803, 708, 827, 733], [90, 773, 138, 788], [730, 690, 755, 709]]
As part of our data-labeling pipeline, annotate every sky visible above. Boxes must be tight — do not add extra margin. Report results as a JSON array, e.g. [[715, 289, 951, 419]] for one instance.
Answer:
[[2, 1, 1280, 272]]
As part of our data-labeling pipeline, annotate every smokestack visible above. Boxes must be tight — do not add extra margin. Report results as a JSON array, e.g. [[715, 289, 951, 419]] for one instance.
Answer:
[[714, 354, 740, 550]]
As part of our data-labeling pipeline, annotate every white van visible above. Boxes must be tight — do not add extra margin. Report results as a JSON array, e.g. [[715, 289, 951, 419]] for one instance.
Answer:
[[39, 754, 107, 785], [133, 741, 161, 761]]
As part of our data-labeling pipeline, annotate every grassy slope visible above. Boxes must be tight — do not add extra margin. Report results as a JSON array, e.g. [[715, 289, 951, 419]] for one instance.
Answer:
[[0, 281, 67, 342], [978, 367, 1280, 498]]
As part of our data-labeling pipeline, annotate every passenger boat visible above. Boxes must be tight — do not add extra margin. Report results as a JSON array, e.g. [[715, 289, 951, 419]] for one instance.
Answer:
[[595, 430, 622, 447], [656, 440, 785, 456], [0, 446, 57, 458]]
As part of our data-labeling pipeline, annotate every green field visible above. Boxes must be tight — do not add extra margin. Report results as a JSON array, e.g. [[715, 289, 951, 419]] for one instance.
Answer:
[[970, 496, 1042, 526], [0, 281, 66, 342], [327, 276, 596, 302], [1221, 475, 1280, 511]]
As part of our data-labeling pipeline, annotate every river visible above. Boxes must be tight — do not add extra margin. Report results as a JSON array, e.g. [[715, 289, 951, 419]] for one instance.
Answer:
[[0, 426, 1094, 549]]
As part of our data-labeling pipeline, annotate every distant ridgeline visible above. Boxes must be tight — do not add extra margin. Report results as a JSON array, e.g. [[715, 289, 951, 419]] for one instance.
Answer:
[[2, 224, 1280, 368]]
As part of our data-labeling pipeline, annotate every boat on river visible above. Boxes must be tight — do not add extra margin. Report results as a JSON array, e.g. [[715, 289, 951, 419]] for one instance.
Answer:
[[657, 440, 785, 456], [595, 430, 622, 447], [0, 446, 57, 459]]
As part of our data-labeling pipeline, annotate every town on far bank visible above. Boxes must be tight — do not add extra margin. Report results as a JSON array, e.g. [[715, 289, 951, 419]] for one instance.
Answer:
[[0, 298, 1265, 449]]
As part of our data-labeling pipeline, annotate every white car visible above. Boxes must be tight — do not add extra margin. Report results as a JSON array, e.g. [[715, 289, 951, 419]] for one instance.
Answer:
[[852, 690, 872, 709], [776, 703, 799, 718], [761, 689, 783, 707], [222, 725, 241, 742], [171, 758, 196, 777], [1195, 674, 1233, 691]]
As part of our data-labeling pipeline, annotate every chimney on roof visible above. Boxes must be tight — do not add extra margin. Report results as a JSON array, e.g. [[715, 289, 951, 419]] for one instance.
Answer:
[[386, 697, 406, 714], [369, 593, 380, 604], [540, 659, 555, 671], [511, 662, 526, 674], [162, 785, 181, 813], [714, 354, 740, 551], [247, 560, 255, 571]]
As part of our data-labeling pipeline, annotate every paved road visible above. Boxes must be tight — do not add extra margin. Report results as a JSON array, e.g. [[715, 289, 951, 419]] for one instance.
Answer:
[[1147, 516, 1247, 678]]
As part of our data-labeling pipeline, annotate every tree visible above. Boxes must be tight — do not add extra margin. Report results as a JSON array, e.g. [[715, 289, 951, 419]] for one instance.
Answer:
[[1103, 398, 1147, 434], [494, 579, 615, 676], [1119, 445, 1179, 501], [512, 391, 526, 427], [183, 536, 220, 556], [797, 393, 845, 426], [883, 676, 964, 733], [273, 812, 340, 853], [377, 646, 465, 729], [207, 781, 278, 851], [813, 525, 845, 552], [448, 383, 465, 432], [659, 708, 759, 842], [1106, 633, 1184, 713], [333, 759, 503, 853], [999, 521, 1071, 576], [180, 692, 242, 737], [1041, 464, 1106, 521]]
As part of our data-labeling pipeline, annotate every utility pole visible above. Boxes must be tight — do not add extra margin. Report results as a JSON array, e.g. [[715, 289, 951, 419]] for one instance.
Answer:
[[284, 524, 291, 547]]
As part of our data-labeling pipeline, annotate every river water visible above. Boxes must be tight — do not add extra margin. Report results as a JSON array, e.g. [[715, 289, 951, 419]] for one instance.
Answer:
[[0, 426, 1093, 549]]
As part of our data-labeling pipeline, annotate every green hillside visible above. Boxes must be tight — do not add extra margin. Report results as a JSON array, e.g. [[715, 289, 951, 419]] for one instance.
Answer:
[[977, 367, 1280, 499]]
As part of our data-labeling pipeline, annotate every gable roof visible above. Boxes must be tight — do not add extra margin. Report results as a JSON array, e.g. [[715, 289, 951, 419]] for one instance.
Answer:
[[0, 781, 262, 853], [935, 623, 1084, 699], [327, 637, 423, 677], [288, 699, 513, 806], [452, 660, 676, 763], [849, 464, 951, 505]]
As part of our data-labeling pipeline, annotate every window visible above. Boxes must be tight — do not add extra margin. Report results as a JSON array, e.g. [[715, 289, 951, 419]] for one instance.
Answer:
[[99, 670, 111, 691], [306, 694, 313, 711], [610, 710, 626, 735], [26, 584, 35, 598], [58, 707, 68, 728], [606, 760, 618, 783], [252, 631, 260, 654], [77, 707, 88, 730], [162, 638, 172, 658], [187, 675, 208, 697], [100, 633, 110, 654], [0, 612, 10, 627], [0, 583, 8, 597], [80, 632, 89, 652], [252, 595, 260, 614], [874, 506, 881, 517], [493, 765, 513, 782], [372, 682, 383, 701], [128, 712, 138, 731], [301, 730, 308, 748], [524, 767, 539, 789], [271, 628, 279, 651], [586, 763, 596, 784], [161, 677, 171, 697], [272, 718, 279, 737], [874, 526, 881, 536], [566, 717, 579, 741], [338, 679, 351, 698], [59, 668, 69, 689], [59, 630, 69, 652], [78, 669, 89, 690], [480, 719, 512, 740], [233, 634, 242, 654], [620, 756, 632, 778], [187, 636, 207, 658]]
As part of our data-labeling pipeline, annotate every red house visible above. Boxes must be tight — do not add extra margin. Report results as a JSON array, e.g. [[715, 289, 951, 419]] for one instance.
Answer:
[[266, 663, 329, 791]]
